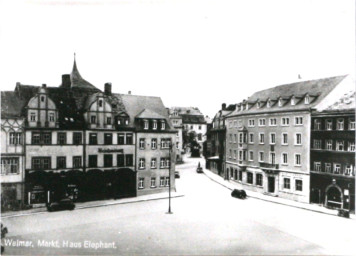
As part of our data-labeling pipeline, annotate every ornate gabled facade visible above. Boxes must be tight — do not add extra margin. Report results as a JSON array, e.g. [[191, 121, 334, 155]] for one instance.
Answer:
[[225, 75, 352, 203], [1, 58, 176, 208]]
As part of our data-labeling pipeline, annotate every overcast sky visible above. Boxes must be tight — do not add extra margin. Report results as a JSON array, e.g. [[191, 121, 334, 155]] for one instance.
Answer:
[[0, 0, 354, 117]]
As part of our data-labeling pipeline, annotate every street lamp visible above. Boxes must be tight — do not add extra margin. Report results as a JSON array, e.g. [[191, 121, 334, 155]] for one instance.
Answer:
[[166, 143, 173, 214]]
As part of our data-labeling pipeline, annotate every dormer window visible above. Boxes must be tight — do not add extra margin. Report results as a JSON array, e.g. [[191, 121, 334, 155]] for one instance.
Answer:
[[161, 121, 166, 130], [267, 99, 271, 108], [257, 102, 260, 109], [144, 120, 149, 130], [125, 119, 129, 125], [291, 96, 295, 106], [117, 119, 121, 125], [153, 120, 157, 130], [99, 100, 103, 107], [278, 99, 282, 107], [305, 95, 309, 104]]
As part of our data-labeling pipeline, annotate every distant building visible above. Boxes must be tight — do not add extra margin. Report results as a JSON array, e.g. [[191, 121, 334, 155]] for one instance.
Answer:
[[170, 107, 208, 152], [168, 108, 184, 163], [225, 75, 352, 203], [310, 91, 355, 212], [205, 103, 236, 177], [1, 58, 176, 207]]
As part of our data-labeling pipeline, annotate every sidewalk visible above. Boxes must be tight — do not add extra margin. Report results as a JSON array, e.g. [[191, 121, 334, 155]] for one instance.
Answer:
[[1, 191, 184, 219], [203, 168, 355, 219]]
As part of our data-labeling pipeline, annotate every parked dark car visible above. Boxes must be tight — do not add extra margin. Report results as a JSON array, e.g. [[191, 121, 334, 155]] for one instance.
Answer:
[[231, 189, 247, 199], [196, 162, 203, 173], [175, 171, 180, 178], [47, 198, 75, 212]]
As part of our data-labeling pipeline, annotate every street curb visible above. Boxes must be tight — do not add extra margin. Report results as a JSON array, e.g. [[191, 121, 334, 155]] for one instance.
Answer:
[[1, 194, 185, 219], [202, 170, 355, 220]]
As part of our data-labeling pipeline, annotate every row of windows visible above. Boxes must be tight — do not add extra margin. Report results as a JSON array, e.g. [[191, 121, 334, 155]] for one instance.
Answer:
[[229, 132, 302, 145], [138, 158, 170, 169], [312, 139, 355, 152], [89, 133, 133, 145], [139, 138, 172, 150], [228, 151, 302, 166], [31, 132, 83, 145], [138, 177, 170, 189], [237, 96, 311, 111], [228, 116, 304, 128], [313, 162, 355, 176], [142, 119, 166, 130], [29, 112, 56, 122], [313, 118, 355, 131], [1, 158, 19, 175]]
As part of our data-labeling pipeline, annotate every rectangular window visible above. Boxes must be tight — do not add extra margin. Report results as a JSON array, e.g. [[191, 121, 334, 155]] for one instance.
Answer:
[[234, 134, 237, 143], [239, 171, 243, 181], [282, 153, 288, 165], [284, 178, 290, 189], [269, 118, 277, 126], [104, 133, 113, 145], [314, 162, 321, 172], [270, 133, 276, 144], [125, 154, 133, 167], [151, 138, 157, 149], [295, 117, 303, 125], [270, 152, 276, 165], [139, 138, 145, 149], [32, 157, 51, 170], [336, 140, 344, 151], [249, 151, 254, 161], [161, 121, 166, 130], [57, 132, 66, 145], [106, 116, 112, 125], [295, 154, 301, 166], [30, 112, 36, 121], [281, 117, 289, 126], [31, 132, 51, 145], [9, 132, 22, 145], [89, 133, 97, 145], [314, 119, 321, 130], [91, 115, 97, 124], [282, 133, 288, 145], [233, 150, 237, 159], [144, 120, 149, 130], [42, 133, 51, 144], [295, 133, 302, 145], [138, 178, 144, 189], [0, 158, 19, 174], [88, 155, 97, 168], [126, 133, 133, 144], [337, 119, 344, 130], [117, 154, 125, 167], [326, 119, 333, 130], [349, 118, 355, 130], [295, 180, 303, 191], [118, 133, 125, 145], [248, 119, 255, 127], [150, 177, 156, 188], [334, 163, 341, 174], [313, 139, 322, 149], [32, 132, 41, 144], [258, 118, 266, 126], [165, 177, 170, 187], [247, 172, 253, 184], [73, 132, 82, 145], [259, 152, 264, 162], [160, 158, 166, 168], [57, 156, 66, 169], [73, 156, 82, 168], [326, 140, 333, 150], [139, 158, 145, 169], [256, 174, 263, 186], [152, 120, 158, 130], [325, 163, 332, 173], [345, 164, 353, 176], [161, 138, 171, 149], [348, 142, 355, 152], [151, 158, 157, 169], [259, 133, 265, 144], [160, 177, 165, 187], [230, 134, 233, 143], [249, 133, 254, 144]]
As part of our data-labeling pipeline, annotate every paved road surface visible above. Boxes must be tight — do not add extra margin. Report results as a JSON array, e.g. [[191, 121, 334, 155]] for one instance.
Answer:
[[2, 156, 355, 255]]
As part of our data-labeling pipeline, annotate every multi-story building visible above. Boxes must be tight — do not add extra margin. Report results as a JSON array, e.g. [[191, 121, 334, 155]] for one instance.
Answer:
[[225, 75, 352, 203], [170, 107, 208, 152], [310, 91, 355, 212], [1, 92, 25, 209], [205, 103, 236, 177], [1, 58, 176, 206], [168, 108, 184, 163]]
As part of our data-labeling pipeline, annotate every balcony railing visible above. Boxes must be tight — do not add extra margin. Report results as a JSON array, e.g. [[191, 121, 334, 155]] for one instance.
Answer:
[[259, 162, 279, 170]]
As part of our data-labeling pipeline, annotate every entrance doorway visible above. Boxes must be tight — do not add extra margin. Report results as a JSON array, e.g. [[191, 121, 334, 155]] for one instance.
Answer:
[[326, 186, 342, 209], [268, 177, 275, 193]]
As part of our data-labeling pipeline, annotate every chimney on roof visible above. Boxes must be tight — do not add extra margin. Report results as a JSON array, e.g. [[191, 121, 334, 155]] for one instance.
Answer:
[[62, 74, 71, 88], [104, 82, 112, 95], [128, 91, 131, 95], [222, 103, 226, 110], [42, 84, 47, 88]]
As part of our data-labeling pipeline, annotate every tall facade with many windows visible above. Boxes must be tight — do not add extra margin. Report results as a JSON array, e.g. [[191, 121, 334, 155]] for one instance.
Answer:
[[1, 58, 176, 206], [225, 75, 352, 203], [310, 91, 355, 212]]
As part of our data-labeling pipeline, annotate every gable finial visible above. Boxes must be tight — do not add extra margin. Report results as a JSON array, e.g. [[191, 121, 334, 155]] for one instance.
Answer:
[[74, 52, 76, 61]]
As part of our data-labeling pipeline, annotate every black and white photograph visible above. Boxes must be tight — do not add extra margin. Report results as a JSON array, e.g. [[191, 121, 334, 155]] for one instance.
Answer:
[[0, 0, 355, 255]]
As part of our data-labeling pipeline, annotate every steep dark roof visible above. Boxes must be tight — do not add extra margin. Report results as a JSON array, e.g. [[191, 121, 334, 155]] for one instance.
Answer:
[[181, 114, 206, 124], [170, 107, 203, 115], [136, 109, 166, 119], [228, 75, 347, 116], [1, 91, 28, 118], [70, 60, 98, 90]]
